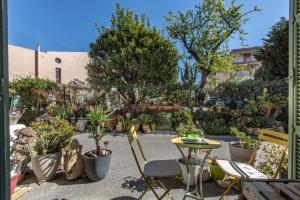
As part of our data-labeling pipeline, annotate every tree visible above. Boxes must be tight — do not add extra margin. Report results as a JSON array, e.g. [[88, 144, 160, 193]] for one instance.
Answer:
[[86, 4, 179, 103], [254, 17, 288, 80], [165, 0, 259, 88]]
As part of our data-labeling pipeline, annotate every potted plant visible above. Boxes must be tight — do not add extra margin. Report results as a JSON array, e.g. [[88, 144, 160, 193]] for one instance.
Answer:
[[215, 100, 224, 113], [10, 144, 24, 194], [229, 127, 256, 163], [138, 114, 153, 134], [115, 115, 124, 132], [30, 116, 74, 182], [84, 106, 113, 181], [11, 127, 36, 183]]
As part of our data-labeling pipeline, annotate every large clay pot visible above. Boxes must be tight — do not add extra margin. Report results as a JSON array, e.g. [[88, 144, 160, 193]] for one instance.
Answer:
[[31, 151, 62, 182], [84, 150, 112, 181], [229, 142, 253, 163]]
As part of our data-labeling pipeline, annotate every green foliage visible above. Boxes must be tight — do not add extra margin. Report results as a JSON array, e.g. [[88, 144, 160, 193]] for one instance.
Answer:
[[137, 114, 154, 124], [172, 107, 193, 128], [254, 18, 288, 80], [87, 106, 112, 156], [165, 0, 259, 88], [210, 78, 288, 130], [9, 76, 59, 125], [87, 3, 179, 103], [30, 116, 74, 155], [176, 124, 204, 137], [230, 127, 256, 149]]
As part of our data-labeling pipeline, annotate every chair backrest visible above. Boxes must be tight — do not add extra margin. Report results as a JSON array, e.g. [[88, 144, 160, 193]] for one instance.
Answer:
[[127, 125, 147, 176], [248, 129, 288, 179]]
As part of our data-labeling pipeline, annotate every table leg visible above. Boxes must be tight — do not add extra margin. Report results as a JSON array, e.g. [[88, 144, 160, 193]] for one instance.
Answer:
[[182, 149, 212, 200], [198, 149, 212, 198]]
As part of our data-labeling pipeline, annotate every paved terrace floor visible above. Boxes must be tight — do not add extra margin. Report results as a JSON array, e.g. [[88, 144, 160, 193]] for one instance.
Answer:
[[19, 131, 237, 200]]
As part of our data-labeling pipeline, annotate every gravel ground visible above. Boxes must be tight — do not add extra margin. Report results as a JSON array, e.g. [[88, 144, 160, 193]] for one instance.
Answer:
[[18, 131, 237, 200]]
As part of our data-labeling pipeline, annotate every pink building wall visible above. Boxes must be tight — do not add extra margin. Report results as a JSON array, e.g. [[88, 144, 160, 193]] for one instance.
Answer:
[[8, 44, 90, 83]]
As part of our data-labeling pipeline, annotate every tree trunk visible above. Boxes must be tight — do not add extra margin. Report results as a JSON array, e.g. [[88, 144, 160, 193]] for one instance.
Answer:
[[95, 125, 101, 156], [200, 71, 208, 89]]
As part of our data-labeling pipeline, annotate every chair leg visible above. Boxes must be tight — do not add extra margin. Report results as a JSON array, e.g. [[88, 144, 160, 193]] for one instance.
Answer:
[[158, 179, 179, 200], [145, 179, 161, 200], [138, 188, 149, 200], [158, 180, 174, 200], [219, 179, 238, 200]]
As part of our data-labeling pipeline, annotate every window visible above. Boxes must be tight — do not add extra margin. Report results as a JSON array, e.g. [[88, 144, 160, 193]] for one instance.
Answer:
[[56, 68, 61, 83], [55, 58, 62, 64]]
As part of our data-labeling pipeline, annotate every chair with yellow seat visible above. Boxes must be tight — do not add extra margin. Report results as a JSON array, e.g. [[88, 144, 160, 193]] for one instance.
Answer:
[[127, 126, 182, 200], [216, 129, 288, 200]]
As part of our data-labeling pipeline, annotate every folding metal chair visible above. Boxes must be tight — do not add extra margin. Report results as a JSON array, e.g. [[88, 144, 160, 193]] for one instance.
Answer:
[[127, 126, 182, 200], [216, 129, 288, 200]]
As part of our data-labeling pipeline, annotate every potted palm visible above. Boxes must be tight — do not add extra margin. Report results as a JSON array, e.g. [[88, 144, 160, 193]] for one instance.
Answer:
[[30, 116, 74, 182], [84, 106, 113, 181], [229, 127, 256, 163]]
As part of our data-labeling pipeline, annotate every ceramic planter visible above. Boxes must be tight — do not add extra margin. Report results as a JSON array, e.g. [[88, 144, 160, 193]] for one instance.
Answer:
[[84, 150, 112, 181], [9, 115, 21, 125], [178, 158, 210, 186], [31, 151, 62, 182], [229, 142, 253, 163]]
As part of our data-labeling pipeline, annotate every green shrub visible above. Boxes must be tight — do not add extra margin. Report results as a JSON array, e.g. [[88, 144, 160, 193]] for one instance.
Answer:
[[30, 116, 75, 155], [172, 107, 193, 128], [9, 77, 59, 125], [231, 127, 256, 149]]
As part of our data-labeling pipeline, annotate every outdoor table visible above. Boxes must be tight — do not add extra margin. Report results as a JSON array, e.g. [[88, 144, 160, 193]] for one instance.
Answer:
[[171, 137, 221, 200]]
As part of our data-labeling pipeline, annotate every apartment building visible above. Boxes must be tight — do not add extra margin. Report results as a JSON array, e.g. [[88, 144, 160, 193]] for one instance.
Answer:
[[8, 44, 90, 83], [213, 47, 262, 84]]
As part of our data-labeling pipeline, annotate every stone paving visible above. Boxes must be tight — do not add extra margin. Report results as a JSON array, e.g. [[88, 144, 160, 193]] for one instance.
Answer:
[[19, 131, 237, 200]]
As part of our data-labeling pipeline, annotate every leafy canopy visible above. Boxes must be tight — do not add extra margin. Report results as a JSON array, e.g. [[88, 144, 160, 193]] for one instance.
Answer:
[[165, 0, 259, 88], [254, 17, 288, 80], [86, 3, 179, 103]]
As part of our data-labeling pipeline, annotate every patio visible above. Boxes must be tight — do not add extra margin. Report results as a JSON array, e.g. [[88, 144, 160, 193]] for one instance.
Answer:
[[18, 132, 237, 200]]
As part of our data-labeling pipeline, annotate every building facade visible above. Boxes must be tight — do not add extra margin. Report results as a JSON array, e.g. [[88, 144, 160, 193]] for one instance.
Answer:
[[8, 44, 90, 83], [213, 47, 262, 84]]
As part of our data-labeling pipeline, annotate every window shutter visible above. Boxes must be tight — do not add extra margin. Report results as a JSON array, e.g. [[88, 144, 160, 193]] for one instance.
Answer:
[[289, 0, 300, 179]]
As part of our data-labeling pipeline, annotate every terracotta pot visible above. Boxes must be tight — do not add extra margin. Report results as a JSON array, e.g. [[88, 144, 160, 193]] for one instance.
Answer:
[[17, 171, 26, 184], [229, 142, 253, 163], [115, 122, 124, 132], [146, 105, 157, 110], [173, 104, 180, 109], [216, 106, 223, 113], [157, 106, 164, 110], [10, 172, 20, 195], [163, 105, 174, 110], [142, 124, 151, 134]]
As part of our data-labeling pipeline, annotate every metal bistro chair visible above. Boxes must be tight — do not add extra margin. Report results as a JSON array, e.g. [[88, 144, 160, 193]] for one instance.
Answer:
[[127, 126, 182, 200], [216, 129, 288, 200]]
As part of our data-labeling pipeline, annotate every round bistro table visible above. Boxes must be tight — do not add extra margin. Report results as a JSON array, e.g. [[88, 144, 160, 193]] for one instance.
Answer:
[[171, 137, 222, 200]]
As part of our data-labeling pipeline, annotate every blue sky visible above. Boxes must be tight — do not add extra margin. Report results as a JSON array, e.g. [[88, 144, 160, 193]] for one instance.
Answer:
[[8, 0, 288, 52]]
